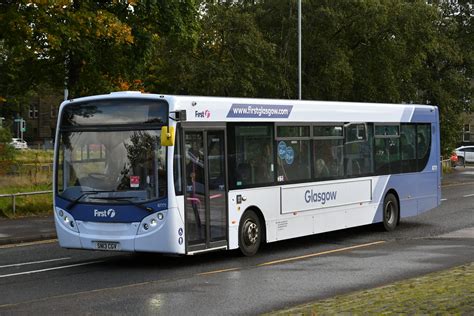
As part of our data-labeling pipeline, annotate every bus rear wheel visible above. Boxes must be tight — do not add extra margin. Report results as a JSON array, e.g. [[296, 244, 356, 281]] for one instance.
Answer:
[[382, 193, 399, 231], [239, 210, 261, 256]]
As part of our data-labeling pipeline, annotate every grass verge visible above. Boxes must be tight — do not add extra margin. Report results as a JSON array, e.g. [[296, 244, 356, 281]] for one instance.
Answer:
[[269, 263, 474, 315], [0, 149, 53, 218], [0, 184, 52, 218]]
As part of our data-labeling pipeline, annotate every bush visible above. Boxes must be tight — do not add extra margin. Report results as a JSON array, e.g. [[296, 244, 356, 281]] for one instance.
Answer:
[[0, 128, 15, 174]]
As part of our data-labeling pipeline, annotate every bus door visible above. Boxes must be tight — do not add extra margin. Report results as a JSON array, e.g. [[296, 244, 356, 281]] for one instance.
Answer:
[[183, 129, 227, 252]]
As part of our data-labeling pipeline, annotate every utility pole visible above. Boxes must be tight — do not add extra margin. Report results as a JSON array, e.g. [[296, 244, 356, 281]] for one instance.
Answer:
[[298, 0, 302, 100]]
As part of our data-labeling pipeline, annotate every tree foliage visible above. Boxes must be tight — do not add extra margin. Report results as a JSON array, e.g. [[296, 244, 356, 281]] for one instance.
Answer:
[[0, 0, 472, 153], [0, 127, 14, 162]]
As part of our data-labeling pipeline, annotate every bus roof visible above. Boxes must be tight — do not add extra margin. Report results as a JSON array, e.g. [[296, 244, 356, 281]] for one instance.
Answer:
[[60, 91, 438, 124]]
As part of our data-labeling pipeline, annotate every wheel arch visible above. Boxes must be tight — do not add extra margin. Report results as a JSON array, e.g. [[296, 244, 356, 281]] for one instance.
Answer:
[[385, 188, 400, 225], [242, 206, 267, 243]]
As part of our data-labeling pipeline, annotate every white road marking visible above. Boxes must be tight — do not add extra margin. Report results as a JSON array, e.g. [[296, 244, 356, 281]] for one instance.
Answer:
[[441, 198, 447, 201], [0, 234, 9, 238], [463, 194, 474, 198], [0, 261, 104, 279], [0, 257, 71, 269]]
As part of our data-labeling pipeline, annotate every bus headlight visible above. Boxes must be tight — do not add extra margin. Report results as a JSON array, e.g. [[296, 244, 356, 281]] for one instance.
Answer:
[[138, 211, 167, 235], [55, 207, 78, 233]]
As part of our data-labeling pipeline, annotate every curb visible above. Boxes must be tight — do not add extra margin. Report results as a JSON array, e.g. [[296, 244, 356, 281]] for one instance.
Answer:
[[0, 234, 57, 246]]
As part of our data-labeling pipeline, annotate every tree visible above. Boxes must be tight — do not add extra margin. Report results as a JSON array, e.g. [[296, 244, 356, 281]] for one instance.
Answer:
[[0, 127, 15, 165], [145, 1, 285, 97], [418, 0, 473, 153]]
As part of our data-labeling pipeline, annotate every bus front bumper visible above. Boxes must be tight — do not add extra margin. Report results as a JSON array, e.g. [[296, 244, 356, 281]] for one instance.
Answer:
[[54, 207, 185, 254]]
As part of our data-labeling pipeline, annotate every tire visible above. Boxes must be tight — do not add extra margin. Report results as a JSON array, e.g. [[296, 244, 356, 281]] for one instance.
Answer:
[[238, 210, 262, 256], [382, 193, 399, 232], [458, 156, 465, 166]]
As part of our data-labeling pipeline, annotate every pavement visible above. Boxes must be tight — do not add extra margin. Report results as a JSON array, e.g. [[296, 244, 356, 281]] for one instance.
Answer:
[[0, 165, 472, 246], [0, 215, 56, 245]]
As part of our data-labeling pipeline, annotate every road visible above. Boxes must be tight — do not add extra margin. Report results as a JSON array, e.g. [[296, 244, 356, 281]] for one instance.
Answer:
[[0, 170, 473, 315]]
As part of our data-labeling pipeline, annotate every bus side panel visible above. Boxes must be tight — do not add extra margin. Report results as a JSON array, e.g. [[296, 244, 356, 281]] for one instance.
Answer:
[[417, 171, 439, 215], [313, 204, 377, 234], [435, 110, 442, 207], [381, 174, 419, 219], [228, 187, 280, 249], [416, 119, 441, 214]]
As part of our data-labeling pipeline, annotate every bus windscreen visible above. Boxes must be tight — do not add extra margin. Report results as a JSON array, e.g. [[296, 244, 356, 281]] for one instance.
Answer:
[[57, 129, 167, 203]]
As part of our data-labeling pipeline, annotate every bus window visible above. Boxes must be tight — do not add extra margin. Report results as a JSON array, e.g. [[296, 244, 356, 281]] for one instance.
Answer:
[[416, 124, 431, 171], [57, 130, 166, 202], [374, 124, 400, 174], [313, 125, 344, 179], [400, 124, 416, 173], [276, 126, 311, 182], [229, 124, 274, 188], [344, 123, 373, 176]]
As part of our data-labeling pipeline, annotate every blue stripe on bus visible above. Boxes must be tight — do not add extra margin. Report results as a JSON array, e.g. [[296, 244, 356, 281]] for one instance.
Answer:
[[410, 107, 434, 122], [55, 197, 168, 223], [372, 170, 439, 224]]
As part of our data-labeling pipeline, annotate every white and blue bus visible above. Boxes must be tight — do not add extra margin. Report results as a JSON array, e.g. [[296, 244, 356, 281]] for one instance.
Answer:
[[53, 92, 441, 256]]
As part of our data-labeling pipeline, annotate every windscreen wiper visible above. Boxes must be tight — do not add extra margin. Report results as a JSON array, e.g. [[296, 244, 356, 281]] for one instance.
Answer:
[[66, 190, 117, 210], [90, 196, 154, 212]]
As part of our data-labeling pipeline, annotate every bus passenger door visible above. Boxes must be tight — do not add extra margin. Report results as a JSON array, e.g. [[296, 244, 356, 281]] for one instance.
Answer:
[[184, 129, 227, 252]]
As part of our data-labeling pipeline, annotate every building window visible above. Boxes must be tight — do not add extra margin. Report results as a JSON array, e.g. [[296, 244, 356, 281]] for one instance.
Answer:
[[29, 105, 38, 119], [463, 124, 470, 142]]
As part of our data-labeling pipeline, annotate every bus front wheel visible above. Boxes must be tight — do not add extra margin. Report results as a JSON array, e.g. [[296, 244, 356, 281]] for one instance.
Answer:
[[239, 210, 261, 256], [382, 193, 399, 231]]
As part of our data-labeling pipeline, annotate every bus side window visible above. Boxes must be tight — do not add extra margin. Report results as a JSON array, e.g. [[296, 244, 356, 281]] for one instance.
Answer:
[[229, 124, 274, 188], [313, 125, 344, 180], [374, 124, 400, 175], [400, 124, 416, 173], [344, 123, 373, 176], [276, 126, 311, 183], [416, 124, 431, 172]]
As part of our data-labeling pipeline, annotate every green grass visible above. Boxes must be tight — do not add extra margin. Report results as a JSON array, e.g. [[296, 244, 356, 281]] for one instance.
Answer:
[[268, 263, 474, 315], [13, 148, 54, 163], [0, 149, 53, 218], [0, 184, 52, 218]]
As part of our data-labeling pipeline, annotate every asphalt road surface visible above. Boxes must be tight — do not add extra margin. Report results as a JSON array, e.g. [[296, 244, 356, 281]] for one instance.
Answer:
[[0, 170, 473, 315]]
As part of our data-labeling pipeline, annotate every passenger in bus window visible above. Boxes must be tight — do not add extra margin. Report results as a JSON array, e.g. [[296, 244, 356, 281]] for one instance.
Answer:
[[315, 158, 329, 178], [258, 144, 273, 182], [186, 150, 204, 193]]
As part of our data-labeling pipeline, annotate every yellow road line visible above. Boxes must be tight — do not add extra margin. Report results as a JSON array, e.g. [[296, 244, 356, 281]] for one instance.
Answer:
[[0, 239, 57, 249], [197, 267, 240, 276], [258, 240, 386, 267]]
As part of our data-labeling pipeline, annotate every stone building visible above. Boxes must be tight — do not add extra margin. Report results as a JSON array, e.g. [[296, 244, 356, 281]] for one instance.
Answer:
[[460, 113, 474, 146], [21, 94, 62, 149]]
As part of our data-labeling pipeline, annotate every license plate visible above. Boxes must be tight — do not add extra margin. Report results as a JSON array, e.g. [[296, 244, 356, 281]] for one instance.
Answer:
[[94, 241, 120, 251]]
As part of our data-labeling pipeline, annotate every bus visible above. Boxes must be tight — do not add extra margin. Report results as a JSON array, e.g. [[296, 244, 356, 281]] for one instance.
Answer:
[[53, 92, 441, 256]]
